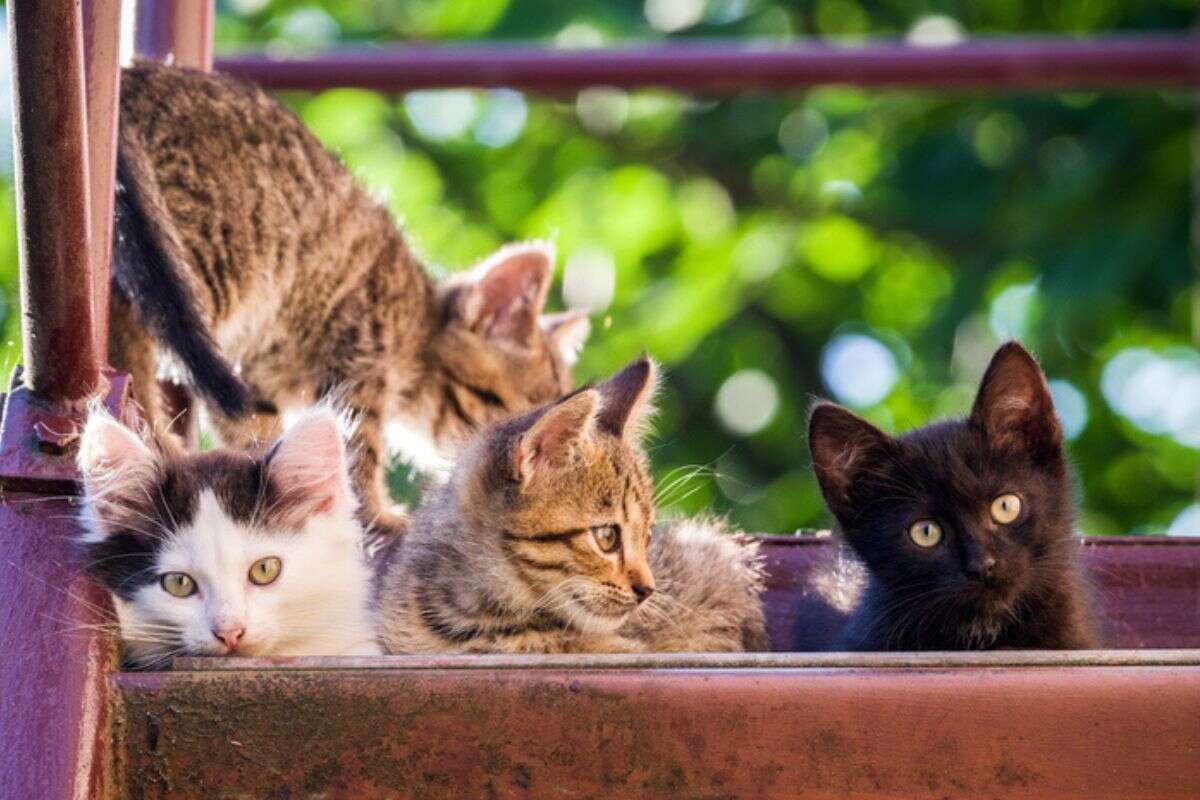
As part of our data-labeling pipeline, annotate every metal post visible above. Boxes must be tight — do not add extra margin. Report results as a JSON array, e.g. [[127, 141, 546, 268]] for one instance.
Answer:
[[0, 2, 126, 798], [136, 0, 214, 71]]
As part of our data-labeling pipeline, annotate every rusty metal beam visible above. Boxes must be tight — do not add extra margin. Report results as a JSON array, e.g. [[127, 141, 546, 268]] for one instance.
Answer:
[[83, 0, 123, 365], [116, 661, 1200, 799], [8, 0, 100, 401], [215, 35, 1200, 94], [135, 0, 214, 71]]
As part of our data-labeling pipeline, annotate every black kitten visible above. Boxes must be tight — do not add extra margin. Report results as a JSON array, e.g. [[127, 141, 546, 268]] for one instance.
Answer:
[[808, 342, 1099, 651]]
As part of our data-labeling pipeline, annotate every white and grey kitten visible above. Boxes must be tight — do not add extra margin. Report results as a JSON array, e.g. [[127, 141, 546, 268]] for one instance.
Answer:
[[77, 407, 380, 668]]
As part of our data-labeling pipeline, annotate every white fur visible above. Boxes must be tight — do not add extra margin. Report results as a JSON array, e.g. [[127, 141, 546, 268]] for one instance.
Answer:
[[117, 489, 379, 665], [385, 413, 455, 477]]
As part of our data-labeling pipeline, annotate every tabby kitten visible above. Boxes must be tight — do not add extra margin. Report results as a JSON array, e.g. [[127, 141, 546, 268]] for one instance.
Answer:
[[112, 62, 589, 538], [78, 408, 380, 668], [808, 342, 1099, 651], [376, 358, 767, 654]]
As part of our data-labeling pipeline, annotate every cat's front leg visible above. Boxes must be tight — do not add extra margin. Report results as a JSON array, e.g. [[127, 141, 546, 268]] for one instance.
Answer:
[[342, 382, 409, 540]]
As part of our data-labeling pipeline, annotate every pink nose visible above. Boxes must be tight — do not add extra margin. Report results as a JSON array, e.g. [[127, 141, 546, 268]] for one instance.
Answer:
[[212, 626, 245, 651]]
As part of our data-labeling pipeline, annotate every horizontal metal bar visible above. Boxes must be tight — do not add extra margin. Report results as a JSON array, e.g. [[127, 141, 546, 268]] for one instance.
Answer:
[[171, 648, 1200, 672], [215, 35, 1200, 93], [117, 665, 1200, 798]]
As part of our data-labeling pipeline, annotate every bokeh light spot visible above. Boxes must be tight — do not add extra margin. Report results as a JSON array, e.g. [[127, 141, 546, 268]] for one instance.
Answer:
[[404, 90, 479, 142], [562, 247, 616, 312], [645, 0, 707, 32], [906, 14, 966, 47], [1048, 379, 1088, 440], [821, 333, 899, 408], [1168, 504, 1200, 537], [715, 370, 780, 436]]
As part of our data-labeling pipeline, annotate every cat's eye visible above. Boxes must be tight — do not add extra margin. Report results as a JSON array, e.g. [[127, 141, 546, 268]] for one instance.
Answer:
[[160, 572, 197, 598], [248, 556, 283, 586], [991, 494, 1022, 524], [908, 520, 943, 548], [592, 525, 621, 553]]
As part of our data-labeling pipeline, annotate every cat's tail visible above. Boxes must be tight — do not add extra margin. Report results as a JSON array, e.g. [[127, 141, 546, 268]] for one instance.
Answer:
[[112, 146, 252, 418]]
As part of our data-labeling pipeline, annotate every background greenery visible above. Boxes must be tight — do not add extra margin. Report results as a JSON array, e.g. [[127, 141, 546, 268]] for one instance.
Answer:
[[3, 0, 1197, 534]]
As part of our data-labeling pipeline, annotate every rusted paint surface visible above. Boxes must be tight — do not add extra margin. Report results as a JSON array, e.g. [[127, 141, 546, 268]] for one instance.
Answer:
[[760, 535, 1200, 650], [83, 0, 123, 363], [8, 0, 101, 401], [115, 664, 1200, 799], [217, 35, 1200, 94], [0, 494, 118, 800]]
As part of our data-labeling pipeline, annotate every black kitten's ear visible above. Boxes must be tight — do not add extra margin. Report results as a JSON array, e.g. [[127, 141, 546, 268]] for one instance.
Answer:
[[970, 341, 1062, 456], [596, 356, 657, 440], [808, 402, 895, 514]]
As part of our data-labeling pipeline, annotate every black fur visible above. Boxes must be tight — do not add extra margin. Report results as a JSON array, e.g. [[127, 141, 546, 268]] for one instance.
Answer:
[[112, 152, 251, 417], [807, 342, 1099, 651]]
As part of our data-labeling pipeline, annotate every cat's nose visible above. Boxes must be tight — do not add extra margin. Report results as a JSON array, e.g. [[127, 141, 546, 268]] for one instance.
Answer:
[[212, 626, 245, 651], [966, 555, 997, 581], [631, 580, 655, 603]]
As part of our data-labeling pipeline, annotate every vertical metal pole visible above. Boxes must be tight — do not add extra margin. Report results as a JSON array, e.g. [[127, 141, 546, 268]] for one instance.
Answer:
[[0, 4, 125, 798], [136, 0, 214, 70], [9, 0, 101, 401], [84, 0, 124, 365]]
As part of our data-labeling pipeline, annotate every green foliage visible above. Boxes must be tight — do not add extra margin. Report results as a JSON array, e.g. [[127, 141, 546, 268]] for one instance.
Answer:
[[2, 0, 1195, 535]]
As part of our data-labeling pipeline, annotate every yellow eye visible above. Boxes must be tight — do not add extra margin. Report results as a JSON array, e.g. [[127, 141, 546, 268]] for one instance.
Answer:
[[592, 525, 621, 553], [908, 520, 943, 548], [160, 572, 196, 598], [248, 556, 283, 586], [991, 494, 1022, 524]]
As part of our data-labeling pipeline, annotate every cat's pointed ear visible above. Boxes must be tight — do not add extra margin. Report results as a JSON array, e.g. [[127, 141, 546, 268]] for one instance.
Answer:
[[970, 341, 1062, 456], [808, 402, 895, 513], [541, 310, 591, 366], [266, 408, 354, 527], [78, 412, 159, 534], [512, 389, 599, 484], [595, 356, 658, 440], [459, 241, 555, 344]]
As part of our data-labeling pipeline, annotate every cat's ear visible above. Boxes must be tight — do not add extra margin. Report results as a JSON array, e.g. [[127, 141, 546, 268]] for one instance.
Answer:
[[970, 341, 1062, 456], [458, 241, 555, 344], [808, 402, 895, 513], [541, 310, 591, 366], [266, 408, 354, 526], [78, 412, 160, 534], [596, 356, 657, 440], [512, 389, 599, 484]]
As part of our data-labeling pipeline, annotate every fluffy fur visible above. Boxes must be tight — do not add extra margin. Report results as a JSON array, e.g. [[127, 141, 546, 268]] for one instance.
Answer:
[[111, 62, 590, 538], [376, 358, 767, 654], [808, 342, 1099, 651], [77, 408, 380, 668]]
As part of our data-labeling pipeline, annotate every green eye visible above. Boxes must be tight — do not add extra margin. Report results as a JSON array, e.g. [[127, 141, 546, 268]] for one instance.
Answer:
[[908, 520, 943, 548], [990, 493, 1022, 524], [160, 572, 196, 598], [248, 556, 282, 586], [592, 525, 621, 553]]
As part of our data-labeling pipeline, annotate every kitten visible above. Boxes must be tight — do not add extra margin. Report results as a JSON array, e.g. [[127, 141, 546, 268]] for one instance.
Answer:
[[808, 342, 1099, 651], [376, 358, 767, 654], [112, 62, 590, 538], [77, 408, 380, 668]]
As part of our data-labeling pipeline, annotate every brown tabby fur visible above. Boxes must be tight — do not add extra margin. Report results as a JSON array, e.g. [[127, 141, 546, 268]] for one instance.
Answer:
[[377, 359, 767, 654], [111, 62, 587, 538]]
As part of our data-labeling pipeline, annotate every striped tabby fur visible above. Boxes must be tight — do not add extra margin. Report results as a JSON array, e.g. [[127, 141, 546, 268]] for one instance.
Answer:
[[376, 359, 768, 654]]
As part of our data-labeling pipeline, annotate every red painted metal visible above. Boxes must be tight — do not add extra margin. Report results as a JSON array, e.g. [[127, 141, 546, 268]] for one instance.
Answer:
[[8, 0, 100, 402], [83, 0, 123, 364], [136, 0, 214, 71], [216, 35, 1200, 94], [760, 535, 1200, 651], [116, 657, 1200, 798]]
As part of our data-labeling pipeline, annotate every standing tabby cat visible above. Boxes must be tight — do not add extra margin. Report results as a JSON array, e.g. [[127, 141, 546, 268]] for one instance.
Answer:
[[112, 62, 589, 537], [808, 342, 1099, 650], [376, 358, 767, 654]]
